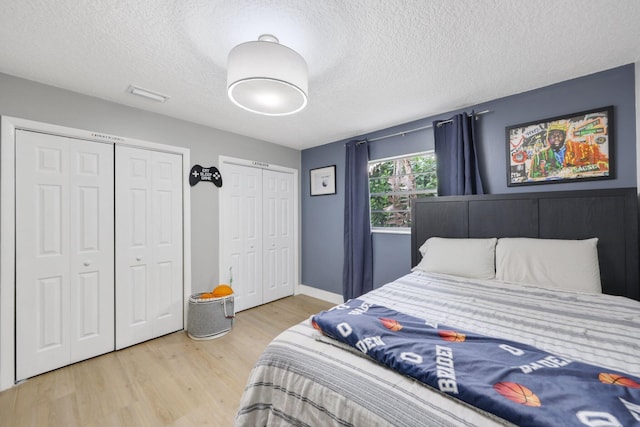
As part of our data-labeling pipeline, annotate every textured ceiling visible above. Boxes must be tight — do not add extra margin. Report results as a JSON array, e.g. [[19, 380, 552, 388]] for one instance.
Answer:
[[1, 0, 639, 150]]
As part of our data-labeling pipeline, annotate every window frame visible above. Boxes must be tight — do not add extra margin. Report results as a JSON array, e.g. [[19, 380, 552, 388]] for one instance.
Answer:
[[368, 150, 437, 234]]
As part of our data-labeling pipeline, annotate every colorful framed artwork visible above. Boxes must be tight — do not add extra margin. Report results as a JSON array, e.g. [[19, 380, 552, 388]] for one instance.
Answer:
[[310, 165, 336, 196], [506, 106, 613, 186]]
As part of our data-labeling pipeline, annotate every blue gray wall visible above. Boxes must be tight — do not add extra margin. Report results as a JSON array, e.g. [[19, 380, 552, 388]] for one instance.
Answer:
[[301, 64, 637, 295]]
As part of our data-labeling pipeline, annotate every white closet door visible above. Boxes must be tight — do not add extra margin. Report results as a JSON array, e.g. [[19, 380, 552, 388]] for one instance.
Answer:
[[222, 164, 263, 312], [115, 146, 183, 349], [149, 151, 183, 338], [262, 170, 295, 304], [69, 138, 115, 362], [115, 147, 153, 349], [15, 130, 114, 381]]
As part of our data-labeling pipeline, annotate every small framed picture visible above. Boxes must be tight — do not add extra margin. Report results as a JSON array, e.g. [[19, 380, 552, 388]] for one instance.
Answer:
[[310, 165, 336, 196], [506, 106, 613, 186]]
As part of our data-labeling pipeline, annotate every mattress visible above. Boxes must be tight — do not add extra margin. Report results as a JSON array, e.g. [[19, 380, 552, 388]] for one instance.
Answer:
[[235, 271, 640, 426]]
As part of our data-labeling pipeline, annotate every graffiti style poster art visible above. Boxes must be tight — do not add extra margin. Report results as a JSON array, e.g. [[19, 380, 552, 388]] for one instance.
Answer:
[[506, 106, 613, 186]]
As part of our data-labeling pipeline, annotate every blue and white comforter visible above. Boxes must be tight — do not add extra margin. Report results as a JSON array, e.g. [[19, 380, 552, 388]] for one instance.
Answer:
[[236, 271, 640, 427]]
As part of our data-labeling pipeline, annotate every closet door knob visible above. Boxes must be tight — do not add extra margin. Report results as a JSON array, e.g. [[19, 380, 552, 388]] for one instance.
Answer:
[[83, 261, 91, 266], [136, 256, 142, 261]]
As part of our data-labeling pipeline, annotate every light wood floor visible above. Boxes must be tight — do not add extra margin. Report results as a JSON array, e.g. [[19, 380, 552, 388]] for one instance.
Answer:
[[0, 295, 333, 427]]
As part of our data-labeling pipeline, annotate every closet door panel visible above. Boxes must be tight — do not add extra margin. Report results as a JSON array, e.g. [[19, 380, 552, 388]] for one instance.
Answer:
[[116, 146, 153, 349], [16, 132, 70, 381], [150, 151, 183, 337], [263, 175, 278, 298], [222, 164, 263, 312], [69, 139, 115, 362], [262, 170, 295, 304], [16, 131, 114, 380], [245, 191, 261, 302], [116, 147, 183, 348]]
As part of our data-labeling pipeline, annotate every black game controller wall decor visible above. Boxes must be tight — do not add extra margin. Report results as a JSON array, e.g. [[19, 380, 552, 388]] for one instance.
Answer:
[[189, 165, 223, 188]]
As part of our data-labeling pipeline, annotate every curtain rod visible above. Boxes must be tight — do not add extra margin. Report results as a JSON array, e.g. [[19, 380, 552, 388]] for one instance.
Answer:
[[364, 109, 490, 143]]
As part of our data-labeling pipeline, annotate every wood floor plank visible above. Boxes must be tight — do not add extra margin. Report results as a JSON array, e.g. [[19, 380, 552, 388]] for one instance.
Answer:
[[1, 295, 333, 427]]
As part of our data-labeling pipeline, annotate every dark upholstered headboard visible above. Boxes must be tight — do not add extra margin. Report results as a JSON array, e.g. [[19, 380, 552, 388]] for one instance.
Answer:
[[411, 188, 639, 300]]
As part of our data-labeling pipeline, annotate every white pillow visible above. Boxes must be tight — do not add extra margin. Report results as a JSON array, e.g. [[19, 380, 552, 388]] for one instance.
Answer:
[[495, 238, 601, 293], [414, 237, 497, 279]]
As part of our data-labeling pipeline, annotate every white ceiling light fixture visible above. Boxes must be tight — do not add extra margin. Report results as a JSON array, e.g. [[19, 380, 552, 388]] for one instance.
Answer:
[[227, 34, 308, 116]]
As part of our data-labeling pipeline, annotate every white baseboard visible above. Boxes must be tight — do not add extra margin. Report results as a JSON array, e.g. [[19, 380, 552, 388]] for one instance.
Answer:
[[296, 284, 343, 305]]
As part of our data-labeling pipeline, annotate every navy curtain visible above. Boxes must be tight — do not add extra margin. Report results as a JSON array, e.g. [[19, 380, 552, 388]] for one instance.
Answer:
[[342, 140, 373, 301], [433, 112, 484, 196]]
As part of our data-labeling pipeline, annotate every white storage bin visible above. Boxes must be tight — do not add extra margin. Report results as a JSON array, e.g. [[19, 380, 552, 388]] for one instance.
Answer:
[[187, 293, 235, 340]]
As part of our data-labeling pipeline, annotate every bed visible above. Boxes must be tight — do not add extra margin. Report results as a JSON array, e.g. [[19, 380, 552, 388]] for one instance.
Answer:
[[235, 187, 640, 427]]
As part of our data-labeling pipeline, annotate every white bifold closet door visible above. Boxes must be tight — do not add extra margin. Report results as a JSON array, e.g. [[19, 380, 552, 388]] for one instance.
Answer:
[[115, 146, 183, 350], [15, 130, 114, 381], [226, 164, 263, 311], [222, 164, 295, 312], [262, 169, 295, 304]]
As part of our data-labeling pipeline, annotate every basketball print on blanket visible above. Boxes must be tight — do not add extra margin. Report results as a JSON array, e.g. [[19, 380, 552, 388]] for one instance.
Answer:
[[493, 382, 541, 407], [312, 300, 640, 427]]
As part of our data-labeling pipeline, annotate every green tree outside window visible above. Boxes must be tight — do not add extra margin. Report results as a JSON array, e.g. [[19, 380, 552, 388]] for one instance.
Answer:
[[369, 152, 437, 229]]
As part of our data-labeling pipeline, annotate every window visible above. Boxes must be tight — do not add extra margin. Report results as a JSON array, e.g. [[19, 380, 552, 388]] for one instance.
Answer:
[[369, 151, 437, 231]]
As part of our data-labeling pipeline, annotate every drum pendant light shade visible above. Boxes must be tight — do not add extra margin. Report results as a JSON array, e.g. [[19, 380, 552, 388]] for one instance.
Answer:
[[227, 35, 308, 116]]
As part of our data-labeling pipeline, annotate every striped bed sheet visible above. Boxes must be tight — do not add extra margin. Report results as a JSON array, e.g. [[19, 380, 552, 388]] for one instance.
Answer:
[[235, 271, 640, 426]]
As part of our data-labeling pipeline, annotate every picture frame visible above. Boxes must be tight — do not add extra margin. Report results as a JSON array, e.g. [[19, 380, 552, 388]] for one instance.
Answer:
[[310, 165, 336, 196], [506, 106, 613, 186]]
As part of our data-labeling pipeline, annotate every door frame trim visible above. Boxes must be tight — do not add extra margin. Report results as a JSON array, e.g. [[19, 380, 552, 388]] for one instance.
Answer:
[[217, 156, 299, 309], [0, 116, 192, 391]]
